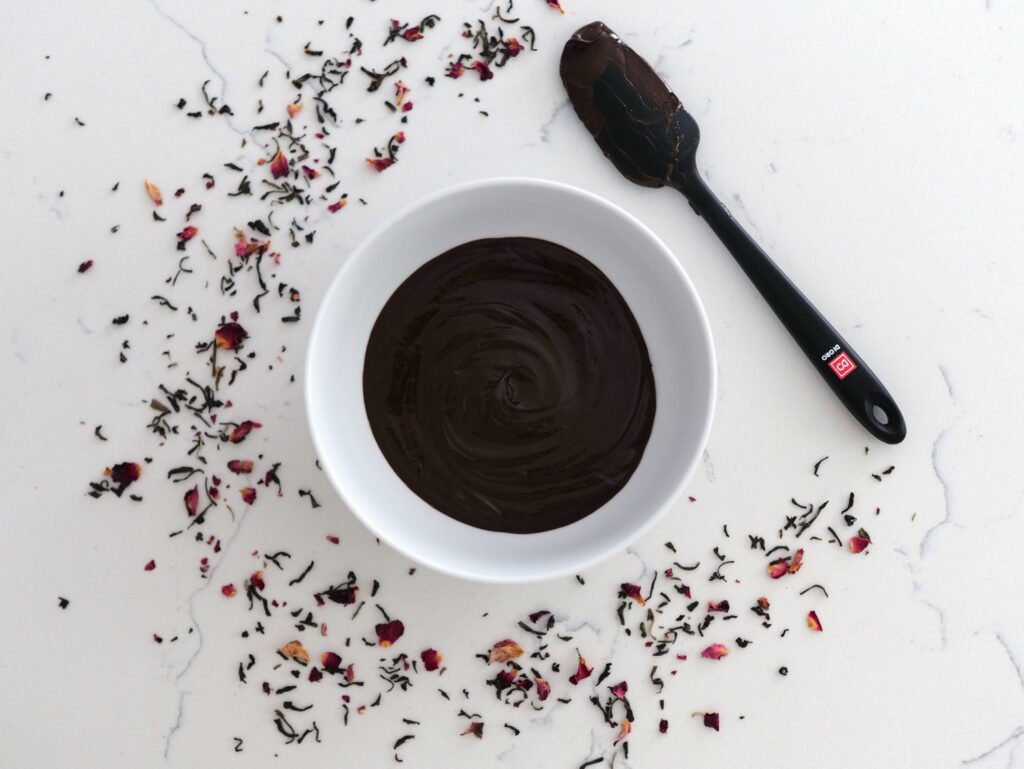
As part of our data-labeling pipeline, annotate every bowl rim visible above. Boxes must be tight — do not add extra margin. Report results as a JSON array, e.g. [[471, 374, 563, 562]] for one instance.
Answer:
[[305, 177, 716, 583]]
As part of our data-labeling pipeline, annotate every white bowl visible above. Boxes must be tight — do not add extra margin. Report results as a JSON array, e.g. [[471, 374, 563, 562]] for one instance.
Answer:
[[305, 178, 715, 583]]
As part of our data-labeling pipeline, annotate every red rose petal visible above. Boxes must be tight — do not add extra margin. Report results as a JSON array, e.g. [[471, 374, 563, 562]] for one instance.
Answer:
[[659, 719, 669, 734], [143, 559, 156, 571], [535, 676, 551, 701], [546, 0, 566, 13], [402, 28, 424, 42], [240, 487, 256, 505], [226, 459, 253, 475], [849, 535, 871, 553], [445, 61, 465, 79], [421, 648, 443, 671], [375, 619, 405, 647], [568, 655, 593, 685], [287, 102, 303, 119], [708, 600, 730, 612], [249, 570, 265, 591], [270, 149, 289, 179], [221, 583, 237, 597], [228, 420, 261, 444], [621, 582, 646, 605], [301, 165, 320, 179], [328, 199, 347, 213], [505, 37, 524, 57], [473, 60, 493, 81], [366, 157, 396, 173], [610, 680, 628, 698], [320, 651, 342, 671], [701, 643, 729, 660], [308, 667, 323, 682], [108, 462, 141, 492], [177, 225, 198, 243], [807, 610, 823, 632], [214, 321, 248, 351], [703, 712, 720, 731], [488, 639, 524, 663], [757, 596, 770, 610], [77, 259, 93, 273], [184, 485, 199, 517], [326, 534, 340, 545], [767, 558, 790, 579]]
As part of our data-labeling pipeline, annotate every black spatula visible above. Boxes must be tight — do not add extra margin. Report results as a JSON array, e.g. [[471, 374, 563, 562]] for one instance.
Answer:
[[561, 21, 906, 444]]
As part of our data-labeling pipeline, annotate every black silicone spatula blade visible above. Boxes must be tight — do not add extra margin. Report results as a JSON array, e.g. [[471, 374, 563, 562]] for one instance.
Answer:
[[560, 21, 906, 444]]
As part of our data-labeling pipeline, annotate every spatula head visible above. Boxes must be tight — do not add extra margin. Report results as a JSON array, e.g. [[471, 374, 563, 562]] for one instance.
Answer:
[[560, 21, 699, 189]]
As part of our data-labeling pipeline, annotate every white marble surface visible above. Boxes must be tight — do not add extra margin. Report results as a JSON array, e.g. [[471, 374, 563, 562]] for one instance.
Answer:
[[2, 1, 1024, 767]]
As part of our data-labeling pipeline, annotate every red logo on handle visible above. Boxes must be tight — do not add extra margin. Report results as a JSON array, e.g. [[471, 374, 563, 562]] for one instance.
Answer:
[[829, 352, 857, 380]]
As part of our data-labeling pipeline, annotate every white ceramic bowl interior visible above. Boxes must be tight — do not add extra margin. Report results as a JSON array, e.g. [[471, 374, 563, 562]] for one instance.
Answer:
[[306, 178, 715, 583]]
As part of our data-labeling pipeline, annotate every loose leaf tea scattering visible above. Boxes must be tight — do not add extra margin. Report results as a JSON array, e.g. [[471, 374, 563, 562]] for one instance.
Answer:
[[74, 1, 890, 762]]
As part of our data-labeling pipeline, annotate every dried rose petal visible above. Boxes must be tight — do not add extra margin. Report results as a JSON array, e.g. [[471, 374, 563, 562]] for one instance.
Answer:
[[460, 722, 483, 739], [145, 179, 163, 205], [708, 600, 730, 612], [214, 321, 248, 351], [308, 667, 323, 682], [421, 648, 443, 671], [326, 534, 340, 545], [849, 535, 871, 553], [473, 60, 493, 81], [807, 610, 823, 632], [240, 487, 256, 505], [366, 157, 396, 173], [301, 165, 320, 180], [228, 420, 261, 444], [249, 570, 265, 591], [226, 459, 253, 475], [757, 596, 770, 610], [328, 199, 347, 213], [703, 712, 720, 731], [535, 676, 551, 701], [569, 655, 593, 685], [324, 585, 357, 604], [788, 548, 805, 574], [610, 681, 628, 698], [614, 719, 632, 745], [287, 102, 303, 119], [701, 643, 729, 660], [183, 485, 199, 517], [345, 664, 356, 683], [108, 462, 141, 491], [445, 61, 465, 79], [177, 225, 198, 243], [546, 0, 566, 13], [321, 651, 342, 671], [77, 259, 93, 273], [280, 640, 310, 664], [620, 583, 646, 605], [270, 149, 289, 179], [144, 559, 156, 571], [402, 27, 424, 42], [376, 619, 405, 647], [767, 558, 790, 579], [505, 37, 524, 57], [488, 639, 524, 663], [659, 719, 669, 734], [394, 80, 411, 106], [221, 583, 237, 597], [495, 669, 517, 687]]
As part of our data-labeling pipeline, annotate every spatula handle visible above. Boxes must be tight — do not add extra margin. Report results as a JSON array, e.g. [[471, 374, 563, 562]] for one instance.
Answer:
[[680, 171, 906, 444]]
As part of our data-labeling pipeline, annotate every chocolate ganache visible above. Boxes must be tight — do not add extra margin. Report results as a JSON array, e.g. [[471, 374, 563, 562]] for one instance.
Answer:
[[362, 237, 656, 534]]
